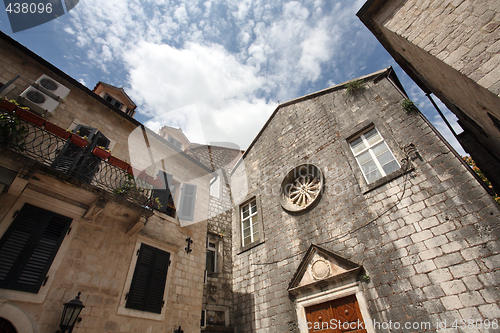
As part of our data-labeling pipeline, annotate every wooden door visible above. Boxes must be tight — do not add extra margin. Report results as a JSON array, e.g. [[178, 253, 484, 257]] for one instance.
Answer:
[[305, 295, 367, 333]]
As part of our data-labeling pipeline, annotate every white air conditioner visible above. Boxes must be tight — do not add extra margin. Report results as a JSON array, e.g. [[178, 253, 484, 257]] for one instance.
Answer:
[[18, 86, 60, 115], [34, 74, 70, 100]]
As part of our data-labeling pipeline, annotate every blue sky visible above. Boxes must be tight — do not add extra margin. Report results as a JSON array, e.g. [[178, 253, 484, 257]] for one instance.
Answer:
[[0, 0, 465, 154]]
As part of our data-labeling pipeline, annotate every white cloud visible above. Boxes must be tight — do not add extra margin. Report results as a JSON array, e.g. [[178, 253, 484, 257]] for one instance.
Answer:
[[124, 41, 274, 148], [63, 0, 383, 147]]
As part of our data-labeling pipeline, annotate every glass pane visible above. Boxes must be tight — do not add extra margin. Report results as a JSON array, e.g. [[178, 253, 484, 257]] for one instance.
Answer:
[[361, 159, 378, 175], [242, 220, 250, 229], [242, 205, 249, 219], [366, 169, 383, 183], [372, 142, 389, 157], [377, 150, 394, 166], [253, 232, 260, 242], [364, 128, 382, 146], [357, 150, 372, 165], [206, 250, 215, 272], [243, 228, 251, 238], [252, 223, 259, 232], [350, 137, 366, 154], [251, 215, 258, 225], [250, 200, 257, 214], [382, 160, 400, 175], [243, 236, 251, 246]]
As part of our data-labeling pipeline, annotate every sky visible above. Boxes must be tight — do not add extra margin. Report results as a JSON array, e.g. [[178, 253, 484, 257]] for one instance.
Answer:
[[0, 0, 466, 155]]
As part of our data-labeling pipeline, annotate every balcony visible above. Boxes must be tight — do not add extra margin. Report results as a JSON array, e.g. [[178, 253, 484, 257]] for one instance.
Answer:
[[0, 103, 174, 216]]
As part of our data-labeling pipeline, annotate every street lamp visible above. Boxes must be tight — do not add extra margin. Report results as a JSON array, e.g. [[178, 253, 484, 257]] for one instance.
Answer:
[[56, 292, 85, 333]]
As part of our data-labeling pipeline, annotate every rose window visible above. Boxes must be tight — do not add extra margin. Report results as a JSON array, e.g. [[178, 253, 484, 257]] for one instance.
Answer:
[[279, 164, 324, 212]]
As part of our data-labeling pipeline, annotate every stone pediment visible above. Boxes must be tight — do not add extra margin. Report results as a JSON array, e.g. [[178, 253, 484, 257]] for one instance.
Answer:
[[288, 244, 362, 296]]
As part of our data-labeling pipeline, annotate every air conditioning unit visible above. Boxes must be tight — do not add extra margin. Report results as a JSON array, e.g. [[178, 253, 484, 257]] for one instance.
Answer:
[[18, 86, 60, 115], [34, 74, 70, 100]]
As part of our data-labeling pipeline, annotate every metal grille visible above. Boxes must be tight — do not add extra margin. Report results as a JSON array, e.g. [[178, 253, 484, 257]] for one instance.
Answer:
[[0, 110, 156, 209]]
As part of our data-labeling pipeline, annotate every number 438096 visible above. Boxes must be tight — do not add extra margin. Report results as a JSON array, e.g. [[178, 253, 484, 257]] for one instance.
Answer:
[[6, 3, 53, 14]]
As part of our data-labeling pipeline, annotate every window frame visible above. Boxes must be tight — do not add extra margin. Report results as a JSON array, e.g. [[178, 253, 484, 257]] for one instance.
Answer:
[[118, 237, 175, 321], [209, 175, 221, 198], [205, 233, 220, 275], [0, 188, 83, 304], [348, 126, 400, 184], [236, 194, 265, 254], [342, 121, 409, 194], [0, 203, 73, 294]]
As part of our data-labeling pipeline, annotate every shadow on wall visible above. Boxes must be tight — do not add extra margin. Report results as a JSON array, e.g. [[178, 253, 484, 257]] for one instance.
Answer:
[[233, 291, 255, 333]]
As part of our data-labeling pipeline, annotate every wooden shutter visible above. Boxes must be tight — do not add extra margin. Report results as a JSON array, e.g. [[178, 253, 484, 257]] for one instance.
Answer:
[[74, 131, 110, 184], [126, 244, 170, 314], [0, 204, 72, 293], [51, 124, 98, 176], [178, 184, 197, 221]]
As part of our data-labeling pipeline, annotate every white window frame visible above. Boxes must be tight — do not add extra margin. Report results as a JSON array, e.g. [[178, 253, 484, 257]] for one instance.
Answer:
[[210, 176, 221, 198], [117, 237, 175, 321], [241, 199, 259, 247], [349, 127, 400, 184], [0, 188, 82, 304], [206, 236, 218, 273]]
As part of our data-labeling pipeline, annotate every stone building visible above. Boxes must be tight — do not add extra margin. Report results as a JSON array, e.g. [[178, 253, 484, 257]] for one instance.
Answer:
[[158, 127, 243, 332], [0, 31, 212, 333], [229, 68, 500, 332], [357, 0, 500, 194]]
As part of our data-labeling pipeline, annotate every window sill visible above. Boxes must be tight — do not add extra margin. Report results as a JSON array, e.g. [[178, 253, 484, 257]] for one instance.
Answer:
[[117, 306, 165, 321], [361, 165, 414, 195], [237, 240, 264, 255]]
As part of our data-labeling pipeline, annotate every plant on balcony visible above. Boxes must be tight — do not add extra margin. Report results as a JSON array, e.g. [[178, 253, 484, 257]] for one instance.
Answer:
[[0, 112, 27, 151], [108, 155, 130, 171], [44, 122, 72, 139], [69, 132, 89, 148], [15, 108, 46, 127], [92, 146, 111, 160], [113, 174, 148, 202], [0, 98, 17, 113]]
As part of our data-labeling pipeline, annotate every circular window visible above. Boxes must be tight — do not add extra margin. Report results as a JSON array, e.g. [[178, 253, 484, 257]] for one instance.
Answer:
[[40, 78, 58, 91], [279, 164, 323, 212]]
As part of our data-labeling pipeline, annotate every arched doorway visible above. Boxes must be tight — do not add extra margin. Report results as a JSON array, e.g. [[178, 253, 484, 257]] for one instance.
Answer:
[[0, 318, 17, 333]]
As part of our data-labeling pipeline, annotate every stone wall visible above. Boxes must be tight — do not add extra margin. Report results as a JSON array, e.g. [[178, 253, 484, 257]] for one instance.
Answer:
[[230, 71, 500, 332], [364, 0, 500, 194], [0, 34, 211, 333], [377, 0, 500, 97]]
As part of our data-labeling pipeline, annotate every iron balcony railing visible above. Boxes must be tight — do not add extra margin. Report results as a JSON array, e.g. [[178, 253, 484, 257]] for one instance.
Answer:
[[0, 109, 166, 210]]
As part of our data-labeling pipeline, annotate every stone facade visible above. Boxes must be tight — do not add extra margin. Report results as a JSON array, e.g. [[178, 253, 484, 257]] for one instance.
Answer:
[[0, 32, 211, 333], [230, 69, 500, 332], [357, 0, 500, 195], [187, 144, 243, 332]]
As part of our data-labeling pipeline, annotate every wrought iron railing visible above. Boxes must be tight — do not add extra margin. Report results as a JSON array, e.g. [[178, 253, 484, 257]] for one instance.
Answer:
[[0, 109, 158, 209]]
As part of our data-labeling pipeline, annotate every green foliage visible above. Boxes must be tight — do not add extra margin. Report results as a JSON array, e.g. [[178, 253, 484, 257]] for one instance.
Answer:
[[0, 113, 27, 151], [401, 99, 418, 113], [362, 275, 371, 283], [345, 79, 365, 95], [463, 156, 500, 204]]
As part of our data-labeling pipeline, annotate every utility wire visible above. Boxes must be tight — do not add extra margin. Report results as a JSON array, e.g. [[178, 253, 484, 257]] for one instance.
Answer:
[[252, 145, 415, 266]]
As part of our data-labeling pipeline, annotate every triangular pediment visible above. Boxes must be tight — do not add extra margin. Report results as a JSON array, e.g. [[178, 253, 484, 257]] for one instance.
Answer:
[[288, 244, 362, 296]]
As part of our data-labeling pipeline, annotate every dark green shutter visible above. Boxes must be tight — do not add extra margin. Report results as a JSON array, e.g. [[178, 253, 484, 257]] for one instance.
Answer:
[[178, 184, 197, 221], [126, 244, 170, 314], [51, 124, 97, 176], [0, 204, 72, 293]]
